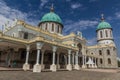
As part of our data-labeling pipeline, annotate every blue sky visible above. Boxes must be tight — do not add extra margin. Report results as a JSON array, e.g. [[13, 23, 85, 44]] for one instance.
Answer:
[[0, 0, 120, 57]]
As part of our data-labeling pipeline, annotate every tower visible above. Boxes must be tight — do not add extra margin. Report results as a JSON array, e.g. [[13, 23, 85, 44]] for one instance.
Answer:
[[96, 14, 114, 45], [38, 5, 63, 34]]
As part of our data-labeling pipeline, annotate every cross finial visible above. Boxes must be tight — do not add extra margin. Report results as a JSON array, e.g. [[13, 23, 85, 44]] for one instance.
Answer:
[[101, 14, 105, 21], [50, 4, 54, 12]]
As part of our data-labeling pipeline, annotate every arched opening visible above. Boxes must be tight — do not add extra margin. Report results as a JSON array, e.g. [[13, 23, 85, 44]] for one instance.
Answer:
[[105, 30, 108, 37], [100, 31, 103, 38], [108, 58, 111, 64], [99, 50, 102, 55], [107, 49, 110, 55], [52, 23, 54, 32], [77, 43, 82, 67], [59, 53, 67, 69], [100, 58, 103, 64]]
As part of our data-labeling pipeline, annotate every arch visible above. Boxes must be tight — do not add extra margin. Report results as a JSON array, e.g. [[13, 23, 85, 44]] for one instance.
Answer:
[[77, 43, 82, 51], [99, 50, 102, 55], [105, 30, 108, 37], [100, 31, 103, 38], [107, 49, 110, 55], [52, 23, 54, 31], [100, 58, 103, 64], [108, 58, 111, 64]]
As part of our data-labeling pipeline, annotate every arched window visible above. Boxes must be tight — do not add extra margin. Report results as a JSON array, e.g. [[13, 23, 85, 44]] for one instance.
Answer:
[[52, 23, 54, 31], [100, 58, 103, 64], [108, 58, 111, 64], [99, 50, 102, 55], [110, 31, 112, 37], [105, 30, 108, 37], [107, 49, 110, 55], [57, 25, 59, 33], [45, 23, 47, 30], [100, 31, 103, 38]]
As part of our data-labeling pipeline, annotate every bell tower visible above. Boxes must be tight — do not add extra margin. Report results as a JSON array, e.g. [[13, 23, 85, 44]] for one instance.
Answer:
[[96, 14, 114, 45]]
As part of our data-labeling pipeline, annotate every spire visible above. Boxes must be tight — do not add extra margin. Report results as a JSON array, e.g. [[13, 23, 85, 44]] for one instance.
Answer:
[[50, 4, 54, 12], [101, 14, 105, 21]]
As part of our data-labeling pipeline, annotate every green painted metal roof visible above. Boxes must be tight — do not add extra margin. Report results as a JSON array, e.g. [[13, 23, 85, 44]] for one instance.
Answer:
[[41, 12, 62, 24], [97, 21, 112, 30]]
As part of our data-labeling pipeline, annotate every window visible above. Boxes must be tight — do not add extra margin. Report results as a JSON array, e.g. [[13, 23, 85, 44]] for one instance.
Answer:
[[110, 31, 112, 37], [57, 25, 59, 33], [107, 49, 110, 55], [105, 30, 108, 37], [100, 58, 103, 64], [45, 23, 48, 30], [108, 58, 111, 64], [99, 50, 102, 55], [52, 23, 54, 31], [24, 32, 28, 39], [100, 31, 103, 38]]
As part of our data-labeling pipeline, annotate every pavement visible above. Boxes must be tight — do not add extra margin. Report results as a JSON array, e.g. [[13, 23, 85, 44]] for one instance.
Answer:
[[0, 69, 120, 80]]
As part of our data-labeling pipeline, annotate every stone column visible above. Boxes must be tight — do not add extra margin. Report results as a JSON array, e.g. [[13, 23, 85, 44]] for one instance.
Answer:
[[33, 42, 44, 72], [41, 50, 45, 70], [91, 57, 94, 68], [82, 55, 86, 68], [74, 51, 80, 70], [23, 45, 30, 71], [85, 56, 86, 66], [94, 58, 97, 68], [50, 46, 57, 72], [57, 53, 60, 69], [72, 53, 75, 66], [66, 50, 72, 71]]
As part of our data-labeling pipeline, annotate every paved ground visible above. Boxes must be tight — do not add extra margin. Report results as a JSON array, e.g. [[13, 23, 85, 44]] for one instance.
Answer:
[[0, 70, 120, 80]]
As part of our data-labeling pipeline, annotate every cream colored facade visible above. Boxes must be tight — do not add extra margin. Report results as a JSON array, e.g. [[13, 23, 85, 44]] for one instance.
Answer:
[[0, 9, 118, 72]]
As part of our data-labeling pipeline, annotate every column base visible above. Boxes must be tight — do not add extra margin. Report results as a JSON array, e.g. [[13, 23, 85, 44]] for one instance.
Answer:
[[23, 63, 30, 71], [33, 64, 41, 72], [66, 64, 72, 71], [41, 64, 45, 70], [82, 65, 86, 68], [74, 64, 80, 70], [50, 64, 57, 72], [57, 64, 60, 69], [94, 65, 97, 68]]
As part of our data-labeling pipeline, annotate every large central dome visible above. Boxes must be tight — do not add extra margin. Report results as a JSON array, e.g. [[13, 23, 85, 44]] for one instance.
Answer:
[[40, 9, 62, 24]]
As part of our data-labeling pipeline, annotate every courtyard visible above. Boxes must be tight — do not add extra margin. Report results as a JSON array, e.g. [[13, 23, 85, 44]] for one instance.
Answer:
[[0, 69, 120, 80]]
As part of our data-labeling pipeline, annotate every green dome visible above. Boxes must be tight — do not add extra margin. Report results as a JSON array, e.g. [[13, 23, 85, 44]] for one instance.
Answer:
[[41, 12, 62, 24], [97, 21, 112, 30]]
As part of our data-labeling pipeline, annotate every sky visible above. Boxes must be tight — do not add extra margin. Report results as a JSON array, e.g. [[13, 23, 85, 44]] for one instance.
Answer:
[[0, 0, 120, 57]]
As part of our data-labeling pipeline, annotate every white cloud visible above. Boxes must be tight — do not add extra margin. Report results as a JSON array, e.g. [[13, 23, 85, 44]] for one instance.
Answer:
[[71, 3, 82, 9], [40, 0, 48, 8], [87, 37, 97, 45], [0, 0, 39, 30], [115, 12, 120, 19], [64, 20, 98, 34]]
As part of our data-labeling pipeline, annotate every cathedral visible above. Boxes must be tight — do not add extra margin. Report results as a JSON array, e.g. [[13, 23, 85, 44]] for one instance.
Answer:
[[0, 6, 118, 72]]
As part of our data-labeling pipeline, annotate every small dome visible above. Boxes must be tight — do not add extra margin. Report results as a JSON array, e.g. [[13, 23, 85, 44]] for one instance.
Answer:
[[97, 21, 112, 30], [40, 12, 62, 24]]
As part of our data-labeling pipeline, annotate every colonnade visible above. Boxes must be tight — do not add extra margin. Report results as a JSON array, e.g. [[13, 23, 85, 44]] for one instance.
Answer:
[[23, 42, 98, 72]]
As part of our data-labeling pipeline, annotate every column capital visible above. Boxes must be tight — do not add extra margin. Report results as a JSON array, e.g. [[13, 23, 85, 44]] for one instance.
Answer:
[[52, 46, 57, 52], [26, 45, 30, 51], [68, 49, 72, 54], [36, 42, 44, 50]]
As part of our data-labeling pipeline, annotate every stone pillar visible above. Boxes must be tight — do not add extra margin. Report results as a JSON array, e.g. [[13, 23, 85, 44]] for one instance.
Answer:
[[91, 57, 94, 68], [33, 42, 44, 72], [41, 50, 45, 70], [66, 50, 72, 71], [50, 46, 57, 72], [74, 51, 80, 70], [23, 45, 30, 71], [57, 53, 60, 69], [94, 58, 97, 68], [82, 55, 86, 68]]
